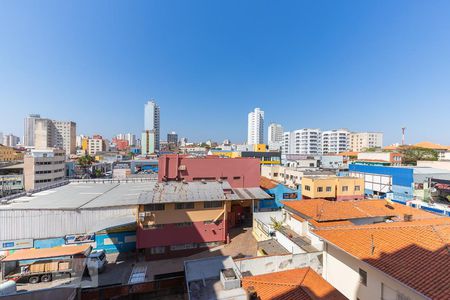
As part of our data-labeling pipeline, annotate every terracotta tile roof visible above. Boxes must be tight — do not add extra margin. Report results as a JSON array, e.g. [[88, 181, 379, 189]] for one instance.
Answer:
[[414, 141, 448, 150], [282, 199, 438, 222], [260, 176, 278, 190], [308, 219, 355, 228], [336, 151, 359, 157], [241, 267, 346, 300], [314, 218, 450, 300]]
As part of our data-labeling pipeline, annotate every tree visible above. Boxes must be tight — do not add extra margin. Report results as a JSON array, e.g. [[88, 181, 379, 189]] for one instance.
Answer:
[[399, 146, 438, 165]]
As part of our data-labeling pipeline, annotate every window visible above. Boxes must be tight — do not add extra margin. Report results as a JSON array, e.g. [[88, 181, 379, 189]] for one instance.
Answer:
[[342, 186, 349, 192], [359, 268, 367, 286], [175, 222, 193, 227], [143, 204, 165, 211], [204, 201, 223, 208], [150, 246, 166, 254], [355, 185, 360, 191], [175, 202, 194, 210], [233, 176, 241, 180], [326, 186, 332, 192], [304, 185, 311, 191], [273, 173, 278, 177], [317, 187, 323, 192]]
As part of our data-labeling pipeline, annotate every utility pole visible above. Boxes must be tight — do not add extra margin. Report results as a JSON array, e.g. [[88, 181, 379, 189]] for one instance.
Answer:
[[401, 127, 406, 145]]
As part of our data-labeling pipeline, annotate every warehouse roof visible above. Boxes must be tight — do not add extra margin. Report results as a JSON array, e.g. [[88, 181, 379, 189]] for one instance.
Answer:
[[3, 244, 91, 262], [0, 180, 269, 210]]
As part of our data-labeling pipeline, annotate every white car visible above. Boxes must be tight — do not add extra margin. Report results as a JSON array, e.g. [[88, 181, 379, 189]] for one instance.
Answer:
[[87, 250, 107, 273]]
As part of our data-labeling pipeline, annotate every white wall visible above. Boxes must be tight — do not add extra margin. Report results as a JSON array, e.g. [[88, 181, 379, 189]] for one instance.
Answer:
[[323, 243, 426, 300]]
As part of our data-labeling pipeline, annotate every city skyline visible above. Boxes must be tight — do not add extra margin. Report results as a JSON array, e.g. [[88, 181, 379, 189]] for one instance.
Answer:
[[2, 1, 450, 145]]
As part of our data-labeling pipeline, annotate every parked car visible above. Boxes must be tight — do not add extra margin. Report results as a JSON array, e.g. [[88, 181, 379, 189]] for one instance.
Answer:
[[87, 250, 107, 273]]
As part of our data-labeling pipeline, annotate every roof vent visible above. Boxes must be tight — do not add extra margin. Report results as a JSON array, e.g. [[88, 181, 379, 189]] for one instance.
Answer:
[[201, 179, 207, 184], [403, 214, 413, 222]]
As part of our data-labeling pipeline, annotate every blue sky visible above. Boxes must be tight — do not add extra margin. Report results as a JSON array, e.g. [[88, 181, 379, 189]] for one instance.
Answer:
[[1, 1, 450, 145]]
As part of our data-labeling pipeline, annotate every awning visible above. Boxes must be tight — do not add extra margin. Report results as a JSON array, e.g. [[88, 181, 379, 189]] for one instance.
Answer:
[[3, 244, 91, 262], [88, 215, 136, 233]]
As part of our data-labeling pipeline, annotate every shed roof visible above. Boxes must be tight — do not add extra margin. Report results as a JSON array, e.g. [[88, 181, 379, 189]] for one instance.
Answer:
[[2, 244, 91, 262]]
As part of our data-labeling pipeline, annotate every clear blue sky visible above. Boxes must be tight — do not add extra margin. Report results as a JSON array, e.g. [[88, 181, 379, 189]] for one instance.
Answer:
[[1, 1, 450, 145]]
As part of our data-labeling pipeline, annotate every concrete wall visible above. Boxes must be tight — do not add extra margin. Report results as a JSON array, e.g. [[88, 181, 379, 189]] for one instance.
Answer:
[[323, 243, 425, 300], [158, 155, 260, 188], [235, 252, 323, 276]]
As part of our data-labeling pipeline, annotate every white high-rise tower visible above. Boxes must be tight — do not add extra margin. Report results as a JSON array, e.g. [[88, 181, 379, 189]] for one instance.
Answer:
[[144, 100, 160, 150], [247, 108, 264, 145], [268, 123, 283, 150]]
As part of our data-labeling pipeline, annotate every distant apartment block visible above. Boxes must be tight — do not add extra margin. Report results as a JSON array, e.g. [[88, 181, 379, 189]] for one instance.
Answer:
[[167, 131, 178, 145], [34, 118, 76, 155], [356, 152, 402, 166], [247, 108, 264, 145], [144, 100, 160, 150], [23, 114, 41, 147], [87, 136, 108, 156], [282, 128, 321, 155], [2, 134, 20, 147], [24, 148, 66, 191], [141, 130, 156, 156], [349, 132, 383, 152], [321, 129, 349, 154], [268, 123, 283, 150]]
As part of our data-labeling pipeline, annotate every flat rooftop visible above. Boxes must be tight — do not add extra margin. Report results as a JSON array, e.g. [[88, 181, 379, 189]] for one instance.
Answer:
[[0, 180, 270, 210]]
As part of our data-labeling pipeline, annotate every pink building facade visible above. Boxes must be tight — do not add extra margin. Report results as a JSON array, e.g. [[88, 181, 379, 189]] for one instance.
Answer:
[[158, 154, 261, 188]]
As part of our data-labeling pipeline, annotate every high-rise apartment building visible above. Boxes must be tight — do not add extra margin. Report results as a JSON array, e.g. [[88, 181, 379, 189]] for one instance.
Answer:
[[34, 119, 76, 155], [349, 132, 383, 152], [23, 114, 41, 147], [322, 129, 350, 154], [144, 100, 160, 150], [3, 134, 20, 147], [167, 131, 178, 145], [247, 108, 264, 145], [282, 128, 321, 155], [125, 133, 136, 146], [268, 123, 283, 150]]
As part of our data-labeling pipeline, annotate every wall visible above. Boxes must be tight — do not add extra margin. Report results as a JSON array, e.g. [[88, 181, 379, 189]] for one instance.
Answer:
[[323, 243, 425, 300], [258, 184, 300, 210], [140, 202, 225, 225], [336, 177, 364, 200], [158, 155, 260, 188], [274, 231, 305, 254], [136, 220, 225, 249]]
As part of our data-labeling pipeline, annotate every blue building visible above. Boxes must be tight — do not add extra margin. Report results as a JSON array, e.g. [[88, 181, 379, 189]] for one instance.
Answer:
[[257, 177, 301, 211], [349, 164, 450, 203]]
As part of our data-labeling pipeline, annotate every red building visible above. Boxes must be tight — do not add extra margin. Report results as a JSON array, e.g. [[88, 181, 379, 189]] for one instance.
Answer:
[[137, 155, 268, 260], [158, 154, 260, 188], [112, 138, 129, 151]]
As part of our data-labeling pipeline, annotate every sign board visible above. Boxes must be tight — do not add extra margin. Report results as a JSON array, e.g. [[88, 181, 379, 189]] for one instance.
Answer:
[[0, 239, 33, 250], [283, 192, 298, 200], [65, 234, 95, 245]]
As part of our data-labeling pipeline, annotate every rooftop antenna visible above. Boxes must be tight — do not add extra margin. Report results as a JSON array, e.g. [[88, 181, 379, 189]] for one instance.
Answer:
[[401, 127, 406, 145]]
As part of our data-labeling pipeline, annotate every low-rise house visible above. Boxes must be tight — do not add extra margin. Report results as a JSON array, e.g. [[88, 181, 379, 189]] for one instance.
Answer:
[[356, 151, 403, 166], [301, 176, 364, 201], [314, 217, 450, 300], [257, 176, 300, 211]]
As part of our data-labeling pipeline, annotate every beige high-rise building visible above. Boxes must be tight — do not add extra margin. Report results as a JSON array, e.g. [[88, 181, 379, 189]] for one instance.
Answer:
[[87, 137, 107, 156], [24, 148, 66, 191], [349, 132, 383, 152], [34, 119, 76, 155]]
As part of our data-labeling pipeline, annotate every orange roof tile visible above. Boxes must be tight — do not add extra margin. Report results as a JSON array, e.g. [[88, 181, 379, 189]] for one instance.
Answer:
[[282, 199, 438, 222], [260, 176, 278, 190], [336, 151, 359, 157], [241, 267, 346, 300], [414, 141, 448, 150], [314, 218, 450, 300]]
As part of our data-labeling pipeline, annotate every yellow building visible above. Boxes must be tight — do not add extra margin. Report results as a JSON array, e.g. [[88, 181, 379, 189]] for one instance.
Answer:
[[209, 150, 241, 158], [253, 144, 268, 152], [0, 145, 17, 161], [301, 176, 364, 201], [81, 138, 89, 151]]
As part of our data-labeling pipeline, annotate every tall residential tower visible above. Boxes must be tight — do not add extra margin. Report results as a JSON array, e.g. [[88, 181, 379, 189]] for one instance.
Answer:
[[268, 123, 283, 150], [144, 100, 160, 150], [247, 108, 264, 145]]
